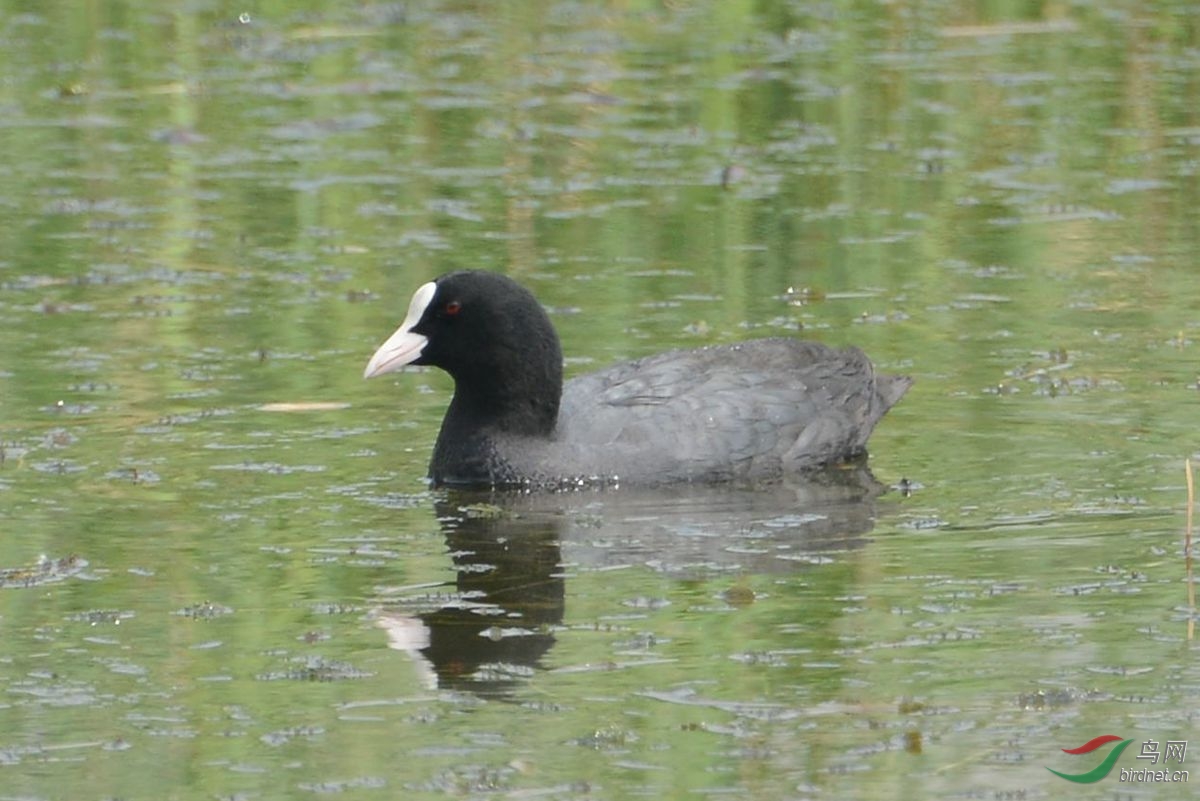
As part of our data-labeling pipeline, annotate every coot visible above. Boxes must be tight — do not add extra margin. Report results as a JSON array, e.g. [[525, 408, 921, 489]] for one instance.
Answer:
[[364, 270, 910, 489]]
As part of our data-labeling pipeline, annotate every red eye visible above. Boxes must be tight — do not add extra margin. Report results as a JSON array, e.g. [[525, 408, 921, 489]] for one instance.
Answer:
[[444, 300, 462, 316]]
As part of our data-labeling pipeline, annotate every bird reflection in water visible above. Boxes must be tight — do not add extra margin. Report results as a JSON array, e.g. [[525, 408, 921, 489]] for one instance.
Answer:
[[375, 465, 898, 698]]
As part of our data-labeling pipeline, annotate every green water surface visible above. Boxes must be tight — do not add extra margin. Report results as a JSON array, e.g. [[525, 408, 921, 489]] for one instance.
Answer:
[[1, 2, 1198, 799]]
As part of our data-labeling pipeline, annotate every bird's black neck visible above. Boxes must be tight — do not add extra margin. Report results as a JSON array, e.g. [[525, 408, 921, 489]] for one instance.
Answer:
[[443, 373, 561, 438], [428, 345, 562, 486]]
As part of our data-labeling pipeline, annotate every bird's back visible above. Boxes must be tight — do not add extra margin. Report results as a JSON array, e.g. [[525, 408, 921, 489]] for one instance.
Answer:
[[553, 338, 910, 484]]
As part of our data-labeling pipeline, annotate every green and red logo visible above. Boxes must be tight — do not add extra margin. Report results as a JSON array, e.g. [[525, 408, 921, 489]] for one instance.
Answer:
[[1047, 734, 1135, 783]]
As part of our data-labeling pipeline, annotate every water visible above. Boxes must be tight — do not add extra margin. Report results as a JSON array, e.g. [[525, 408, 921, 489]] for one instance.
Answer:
[[1, 2, 1198, 799]]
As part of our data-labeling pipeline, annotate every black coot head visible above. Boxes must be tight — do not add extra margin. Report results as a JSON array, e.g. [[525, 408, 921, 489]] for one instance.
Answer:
[[364, 271, 565, 433]]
